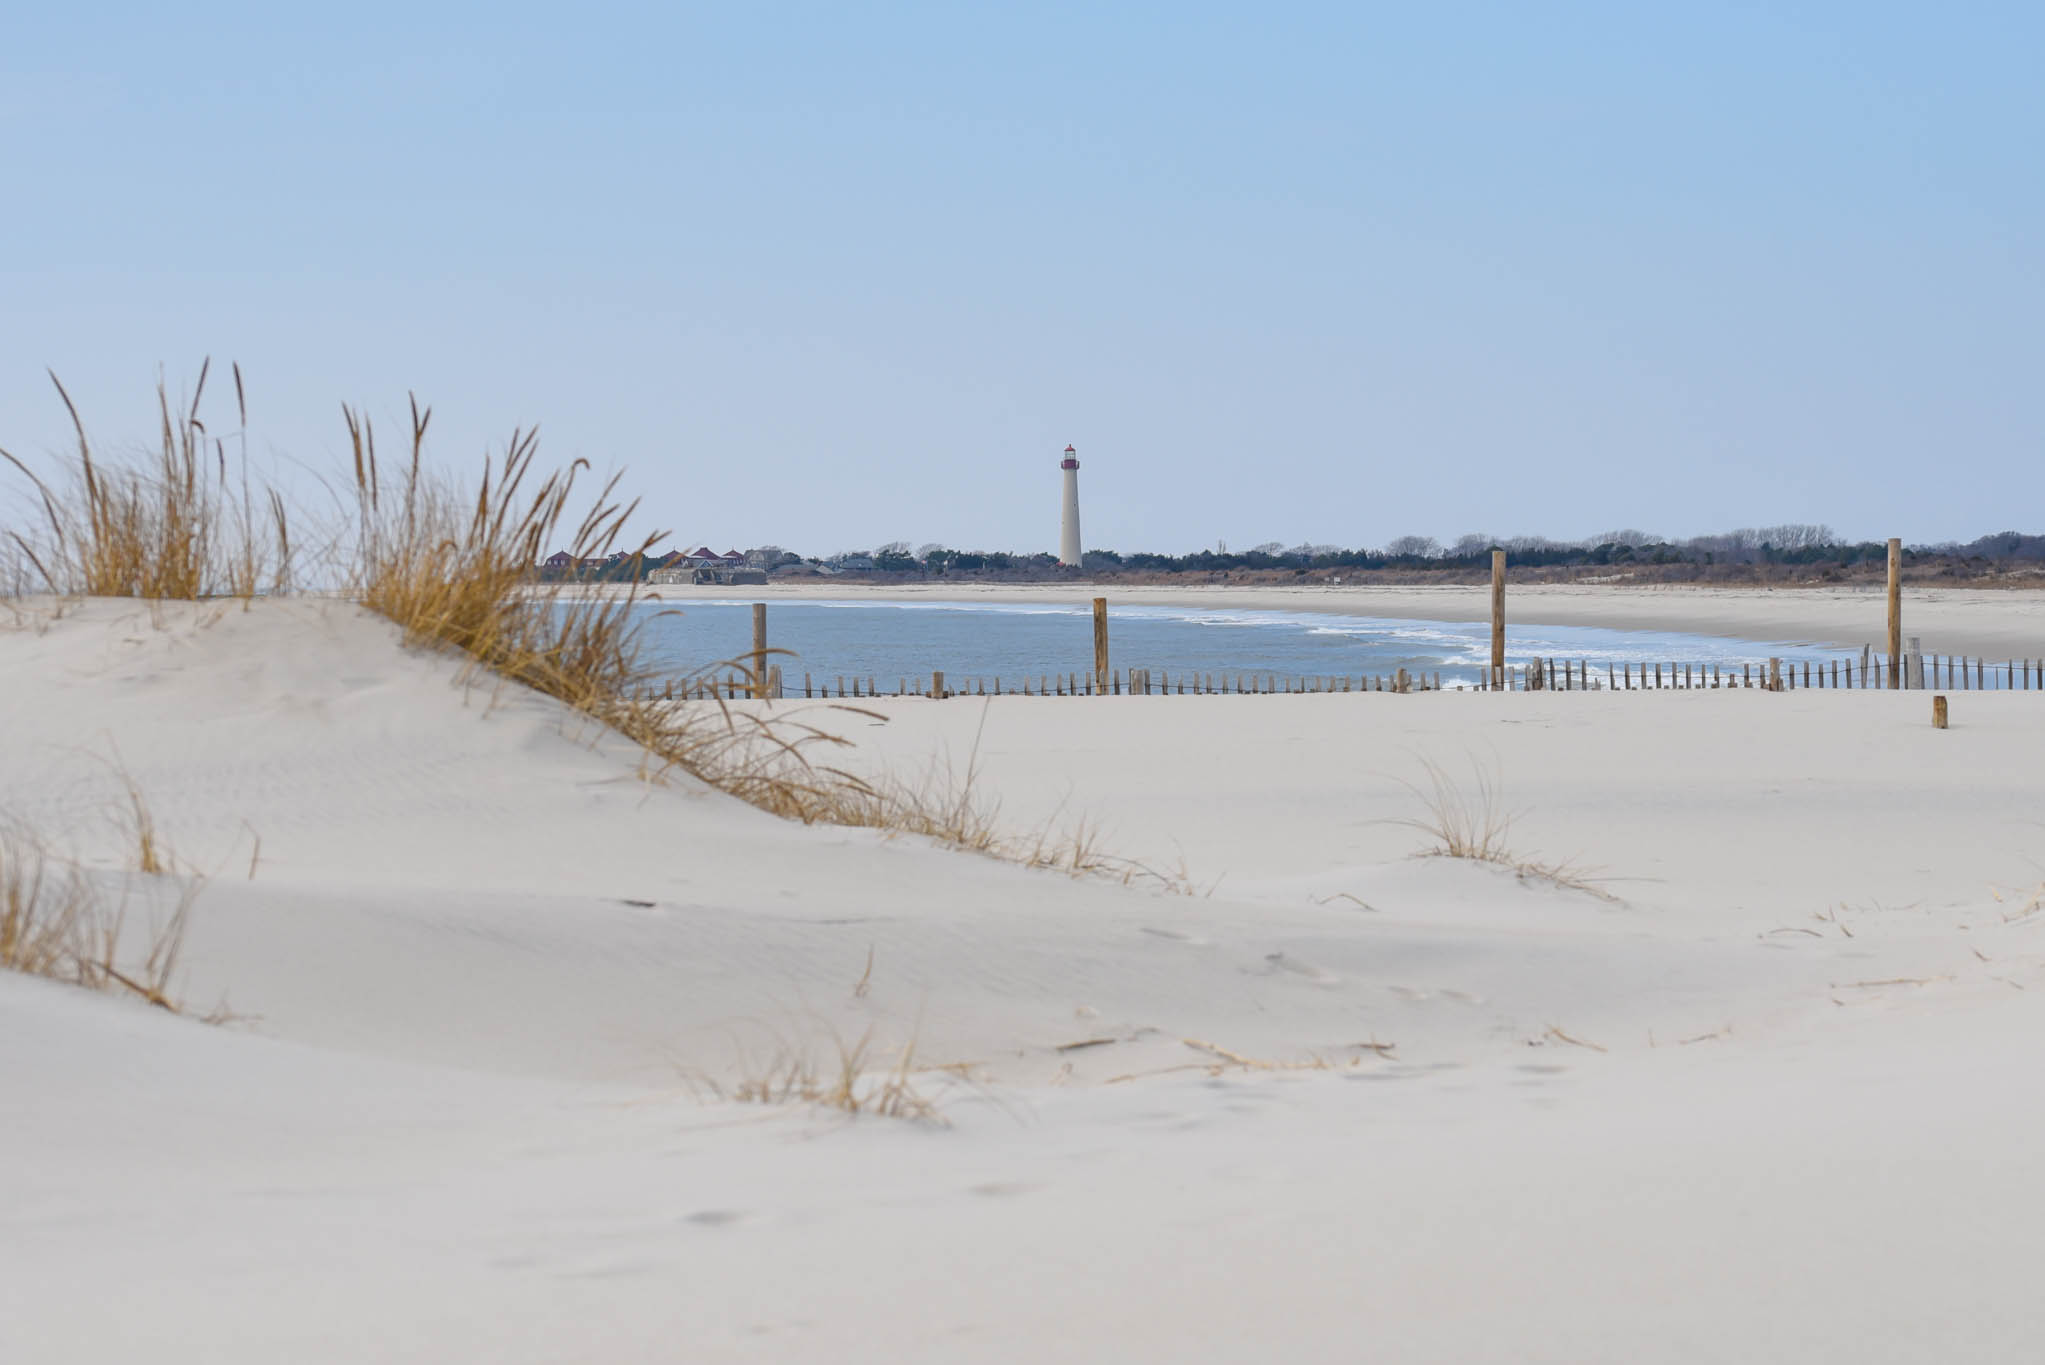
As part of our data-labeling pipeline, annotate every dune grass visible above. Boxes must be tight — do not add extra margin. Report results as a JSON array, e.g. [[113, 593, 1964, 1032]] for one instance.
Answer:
[[670, 708, 1202, 891], [1390, 757, 1617, 901], [0, 821, 200, 1013], [1, 363, 290, 601], [1395, 757, 1514, 863], [346, 396, 660, 707], [711, 1020, 947, 1124], [115, 767, 168, 877], [0, 829, 88, 980]]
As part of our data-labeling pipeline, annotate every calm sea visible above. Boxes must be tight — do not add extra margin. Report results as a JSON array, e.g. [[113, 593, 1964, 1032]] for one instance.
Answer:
[[628, 599, 1857, 692]]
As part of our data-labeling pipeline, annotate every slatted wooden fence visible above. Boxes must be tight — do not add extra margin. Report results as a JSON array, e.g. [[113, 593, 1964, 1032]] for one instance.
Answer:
[[646, 605, 2045, 699], [1479, 654, 2045, 692]]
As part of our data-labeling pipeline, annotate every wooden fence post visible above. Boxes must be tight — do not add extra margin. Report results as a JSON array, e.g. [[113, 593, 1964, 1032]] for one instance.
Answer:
[[1490, 549, 1506, 692], [932, 670, 945, 699], [1092, 597, 1109, 695], [751, 603, 768, 698], [1932, 695, 1948, 729], [1887, 537, 1902, 690]]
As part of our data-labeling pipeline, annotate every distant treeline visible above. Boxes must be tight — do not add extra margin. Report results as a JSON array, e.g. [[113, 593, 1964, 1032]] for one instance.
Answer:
[[1080, 527, 2045, 574], [557, 527, 2045, 584], [866, 527, 2045, 583]]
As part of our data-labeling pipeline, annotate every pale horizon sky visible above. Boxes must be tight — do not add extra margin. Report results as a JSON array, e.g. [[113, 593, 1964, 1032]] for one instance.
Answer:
[[3, 2, 2039, 558]]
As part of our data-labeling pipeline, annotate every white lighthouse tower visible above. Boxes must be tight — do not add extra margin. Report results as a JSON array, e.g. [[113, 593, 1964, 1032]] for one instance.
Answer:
[[1058, 445, 1083, 567]]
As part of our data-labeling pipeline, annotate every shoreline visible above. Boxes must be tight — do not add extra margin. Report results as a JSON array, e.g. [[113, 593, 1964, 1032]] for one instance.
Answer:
[[635, 580, 2045, 658]]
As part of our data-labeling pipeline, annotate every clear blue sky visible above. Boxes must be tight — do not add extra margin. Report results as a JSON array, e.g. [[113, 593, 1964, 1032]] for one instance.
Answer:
[[3, 2, 2038, 556]]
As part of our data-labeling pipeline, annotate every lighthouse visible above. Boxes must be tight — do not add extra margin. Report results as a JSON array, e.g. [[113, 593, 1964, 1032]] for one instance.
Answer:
[[1058, 445, 1083, 567]]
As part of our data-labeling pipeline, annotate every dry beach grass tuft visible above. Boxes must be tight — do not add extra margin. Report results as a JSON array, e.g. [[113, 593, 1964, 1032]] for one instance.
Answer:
[[1391, 756, 1618, 901], [346, 395, 659, 716], [0, 819, 200, 1013], [1, 363, 290, 602], [709, 1021, 948, 1125]]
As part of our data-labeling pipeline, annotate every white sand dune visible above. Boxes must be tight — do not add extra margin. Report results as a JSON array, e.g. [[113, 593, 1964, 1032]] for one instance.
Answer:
[[5, 596, 2045, 1361]]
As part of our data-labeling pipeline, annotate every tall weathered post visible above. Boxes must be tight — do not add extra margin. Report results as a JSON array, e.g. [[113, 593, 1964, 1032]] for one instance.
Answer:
[[1490, 549, 1506, 691], [1886, 538, 1902, 690], [1092, 597, 1110, 694], [752, 603, 768, 698]]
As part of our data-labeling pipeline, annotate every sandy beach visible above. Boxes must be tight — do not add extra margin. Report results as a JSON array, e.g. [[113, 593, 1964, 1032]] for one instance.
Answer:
[[653, 579, 2045, 659], [6, 589, 2045, 1362]]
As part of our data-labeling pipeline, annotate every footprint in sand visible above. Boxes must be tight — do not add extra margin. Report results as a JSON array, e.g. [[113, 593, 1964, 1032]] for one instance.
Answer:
[[1388, 985, 1484, 1005], [554, 1259, 663, 1280], [1262, 951, 1341, 986], [685, 1209, 747, 1227], [969, 1181, 1039, 1198], [1141, 926, 1214, 947]]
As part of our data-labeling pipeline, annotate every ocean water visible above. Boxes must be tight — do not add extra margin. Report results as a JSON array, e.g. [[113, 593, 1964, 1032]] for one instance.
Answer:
[[628, 599, 1863, 693]]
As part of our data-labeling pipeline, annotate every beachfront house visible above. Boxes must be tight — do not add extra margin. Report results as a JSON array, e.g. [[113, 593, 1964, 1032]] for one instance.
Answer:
[[549, 544, 767, 584], [542, 548, 698, 580], [537, 552, 613, 575], [651, 545, 764, 585]]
